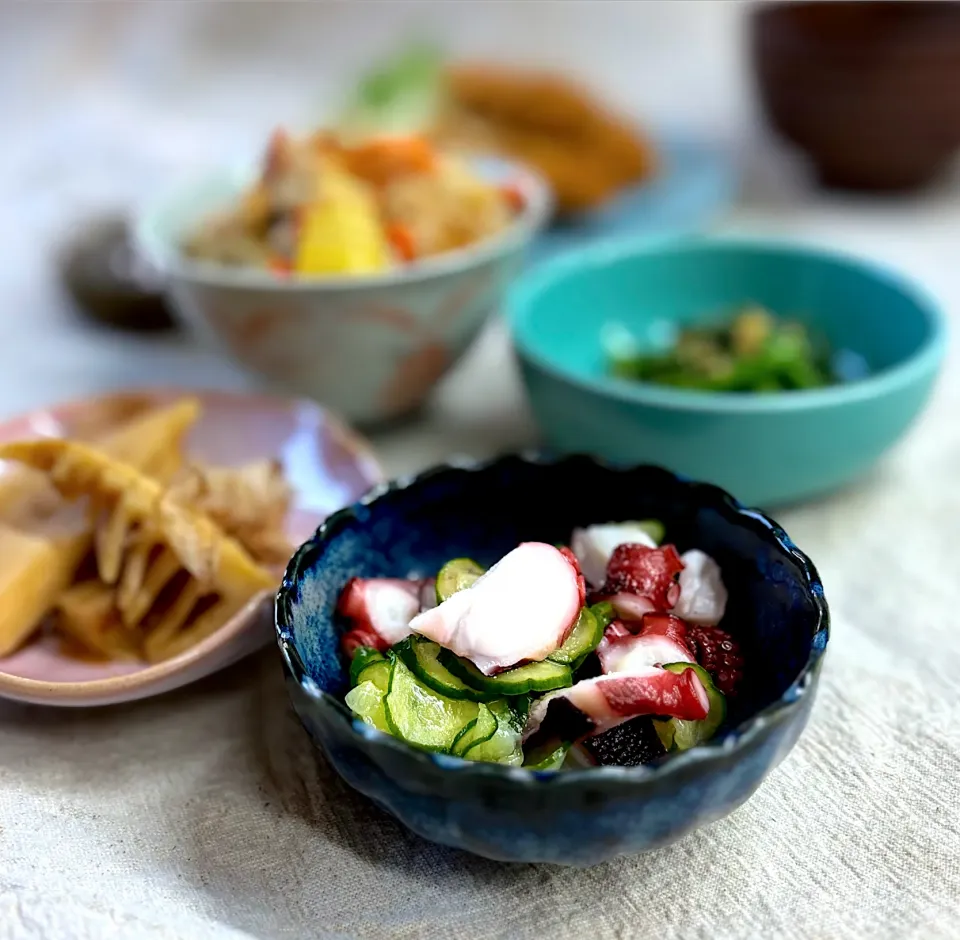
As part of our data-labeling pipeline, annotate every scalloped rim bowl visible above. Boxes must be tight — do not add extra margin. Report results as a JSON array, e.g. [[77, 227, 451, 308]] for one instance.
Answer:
[[275, 454, 829, 786]]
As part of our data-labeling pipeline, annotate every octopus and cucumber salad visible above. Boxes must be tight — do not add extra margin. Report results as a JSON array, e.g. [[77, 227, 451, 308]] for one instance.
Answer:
[[337, 521, 743, 770]]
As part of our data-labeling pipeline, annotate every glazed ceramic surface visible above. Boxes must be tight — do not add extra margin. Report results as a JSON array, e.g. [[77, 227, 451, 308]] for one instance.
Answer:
[[0, 388, 382, 706], [137, 158, 551, 426], [532, 132, 738, 264], [276, 455, 829, 865], [751, 1, 960, 191], [509, 236, 946, 507]]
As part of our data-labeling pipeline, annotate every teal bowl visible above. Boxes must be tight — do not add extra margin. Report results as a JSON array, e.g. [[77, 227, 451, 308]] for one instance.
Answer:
[[508, 237, 946, 506]]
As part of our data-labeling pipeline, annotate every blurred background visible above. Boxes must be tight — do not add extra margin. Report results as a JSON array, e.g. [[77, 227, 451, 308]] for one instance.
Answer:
[[0, 0, 956, 487]]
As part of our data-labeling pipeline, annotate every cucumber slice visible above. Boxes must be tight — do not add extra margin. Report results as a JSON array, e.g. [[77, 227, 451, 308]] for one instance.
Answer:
[[383, 655, 479, 752], [492, 697, 524, 733], [547, 607, 603, 670], [350, 647, 385, 686], [345, 680, 390, 732], [435, 557, 485, 603], [589, 601, 616, 630], [439, 650, 573, 696], [523, 739, 570, 771], [464, 700, 523, 764], [637, 519, 665, 545], [394, 636, 498, 702], [510, 694, 531, 725], [356, 656, 391, 692], [653, 662, 726, 751], [451, 703, 497, 756]]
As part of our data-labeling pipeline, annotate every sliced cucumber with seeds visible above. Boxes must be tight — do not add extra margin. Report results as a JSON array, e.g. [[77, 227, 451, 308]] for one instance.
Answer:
[[510, 694, 531, 725], [345, 680, 390, 732], [522, 739, 570, 771], [356, 656, 391, 692], [394, 636, 498, 702], [463, 700, 523, 764], [653, 662, 726, 751], [439, 649, 573, 696], [383, 655, 479, 752], [451, 703, 498, 756], [589, 601, 616, 630], [547, 607, 603, 670], [350, 647, 386, 686], [435, 557, 485, 603], [492, 697, 524, 734]]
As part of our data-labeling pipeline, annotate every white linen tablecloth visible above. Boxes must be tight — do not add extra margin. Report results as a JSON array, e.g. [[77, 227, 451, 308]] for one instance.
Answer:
[[1, 3, 958, 937]]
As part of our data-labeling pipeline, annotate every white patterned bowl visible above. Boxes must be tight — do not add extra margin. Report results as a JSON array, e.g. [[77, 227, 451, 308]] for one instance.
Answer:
[[137, 158, 551, 426]]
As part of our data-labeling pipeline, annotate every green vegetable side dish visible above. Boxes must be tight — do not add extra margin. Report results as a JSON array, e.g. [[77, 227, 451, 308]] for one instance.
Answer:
[[609, 305, 837, 393], [338, 531, 740, 770]]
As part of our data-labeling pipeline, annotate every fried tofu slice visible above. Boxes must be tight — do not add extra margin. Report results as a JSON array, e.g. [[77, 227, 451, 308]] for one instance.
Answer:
[[440, 63, 657, 213]]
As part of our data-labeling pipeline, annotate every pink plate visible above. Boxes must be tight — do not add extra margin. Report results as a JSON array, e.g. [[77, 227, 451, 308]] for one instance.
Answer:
[[0, 388, 382, 706]]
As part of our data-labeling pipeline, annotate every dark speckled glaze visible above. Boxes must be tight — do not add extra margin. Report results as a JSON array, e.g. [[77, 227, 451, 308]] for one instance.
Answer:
[[275, 455, 829, 866]]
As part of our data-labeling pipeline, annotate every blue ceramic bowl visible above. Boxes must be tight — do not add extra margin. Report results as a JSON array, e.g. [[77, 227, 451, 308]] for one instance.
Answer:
[[509, 236, 946, 506], [275, 455, 829, 866]]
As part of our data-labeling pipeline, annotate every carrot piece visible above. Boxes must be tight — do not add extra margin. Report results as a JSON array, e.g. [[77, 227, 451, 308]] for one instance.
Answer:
[[387, 223, 417, 263], [345, 137, 437, 185], [501, 182, 526, 212], [268, 256, 294, 276]]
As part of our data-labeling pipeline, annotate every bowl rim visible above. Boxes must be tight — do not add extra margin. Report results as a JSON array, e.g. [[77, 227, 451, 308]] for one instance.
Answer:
[[507, 234, 948, 414], [135, 155, 553, 292], [275, 453, 830, 785]]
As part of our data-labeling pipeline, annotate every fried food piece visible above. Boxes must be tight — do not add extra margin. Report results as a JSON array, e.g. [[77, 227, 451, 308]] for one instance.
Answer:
[[441, 63, 657, 213], [434, 108, 621, 213], [0, 399, 200, 657], [0, 438, 275, 663], [166, 459, 293, 566], [483, 122, 624, 213], [448, 64, 605, 137]]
